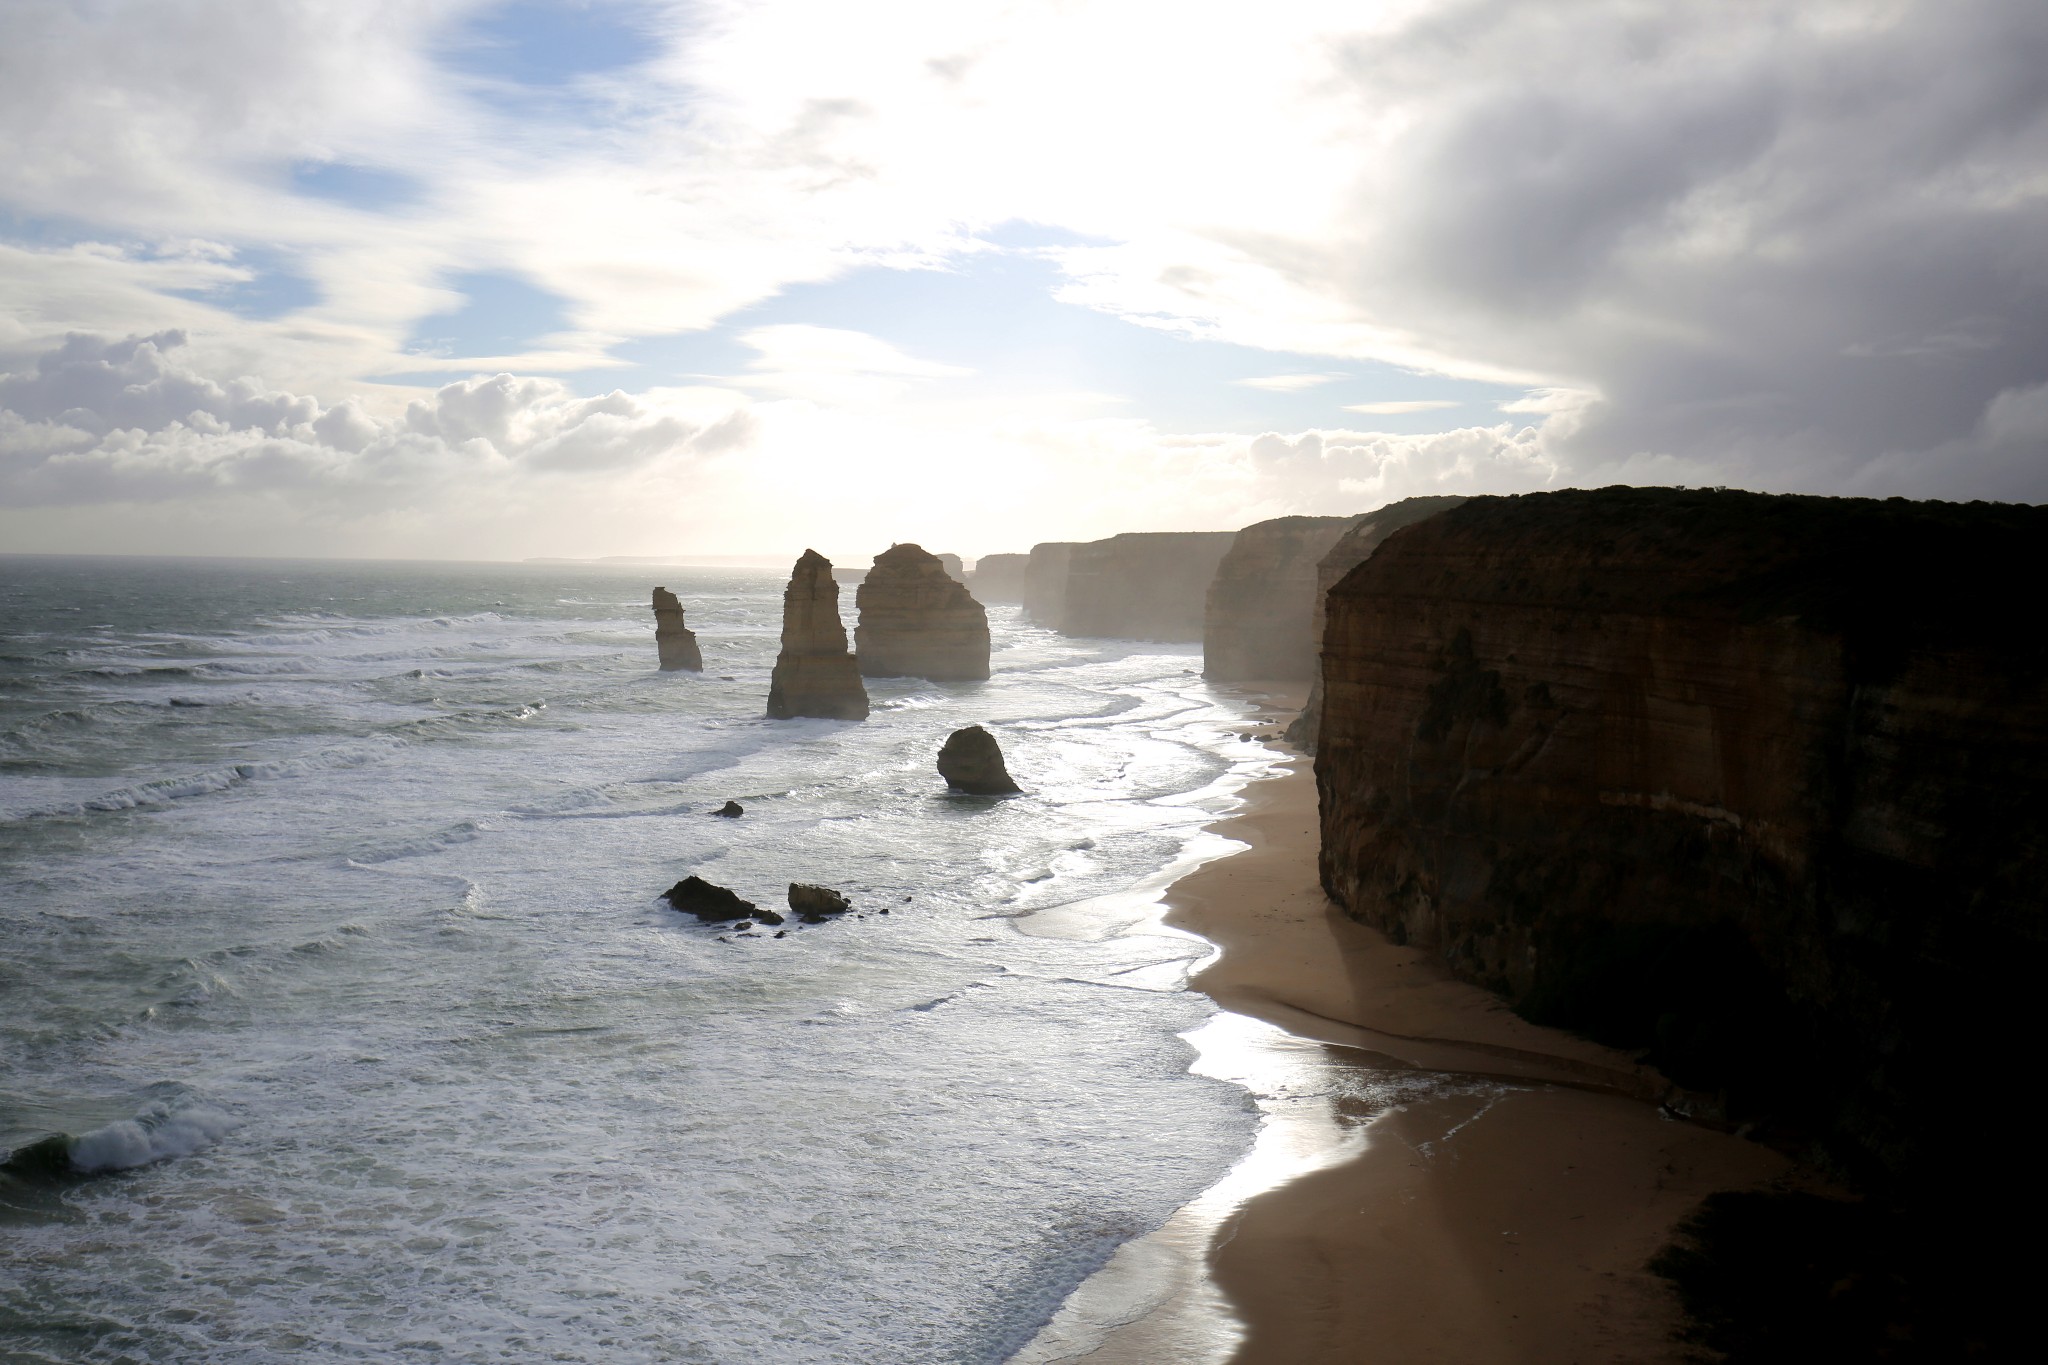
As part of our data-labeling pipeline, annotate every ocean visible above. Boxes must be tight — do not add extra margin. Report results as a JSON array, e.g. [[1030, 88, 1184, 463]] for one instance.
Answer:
[[0, 555, 1279, 1363]]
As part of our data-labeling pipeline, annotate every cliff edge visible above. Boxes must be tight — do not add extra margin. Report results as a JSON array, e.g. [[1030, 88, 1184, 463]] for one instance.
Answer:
[[1203, 514, 1362, 681]]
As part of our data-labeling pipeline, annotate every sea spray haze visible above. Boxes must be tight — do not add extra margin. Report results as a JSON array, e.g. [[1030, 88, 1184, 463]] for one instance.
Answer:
[[0, 556, 1267, 1363]]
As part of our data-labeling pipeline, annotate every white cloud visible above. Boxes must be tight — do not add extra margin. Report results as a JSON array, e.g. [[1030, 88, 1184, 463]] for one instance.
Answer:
[[1236, 373, 1343, 392], [1343, 399, 1460, 415]]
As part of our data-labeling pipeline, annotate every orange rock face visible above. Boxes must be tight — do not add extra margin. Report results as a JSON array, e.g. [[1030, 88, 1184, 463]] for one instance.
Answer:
[[854, 543, 990, 680], [1202, 514, 1362, 681], [1314, 487, 2048, 1189], [766, 550, 869, 720]]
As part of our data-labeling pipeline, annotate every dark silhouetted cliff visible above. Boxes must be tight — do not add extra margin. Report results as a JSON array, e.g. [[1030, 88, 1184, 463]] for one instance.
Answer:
[[1061, 532, 1237, 641], [766, 550, 868, 720], [854, 543, 991, 680], [1288, 496, 1468, 749], [1203, 515, 1362, 681], [1314, 487, 2047, 1200]]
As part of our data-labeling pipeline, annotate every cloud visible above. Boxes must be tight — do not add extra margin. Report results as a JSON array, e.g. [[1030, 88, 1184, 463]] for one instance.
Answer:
[[1235, 373, 1343, 392], [1343, 399, 1460, 415]]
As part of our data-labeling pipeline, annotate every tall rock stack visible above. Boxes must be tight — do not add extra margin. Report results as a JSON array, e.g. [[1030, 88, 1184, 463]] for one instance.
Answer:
[[651, 586, 704, 672], [1287, 495, 1467, 750], [765, 550, 869, 720], [1313, 487, 2048, 1197], [1060, 531, 1238, 640], [1202, 515, 1364, 681], [1022, 542, 1081, 627], [968, 553, 1029, 602], [854, 543, 991, 680]]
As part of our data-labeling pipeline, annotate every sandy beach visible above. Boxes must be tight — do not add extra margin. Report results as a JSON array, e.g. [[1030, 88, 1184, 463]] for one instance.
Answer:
[[1034, 695, 1791, 1364]]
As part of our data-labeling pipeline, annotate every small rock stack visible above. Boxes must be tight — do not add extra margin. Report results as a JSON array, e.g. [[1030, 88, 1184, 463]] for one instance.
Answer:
[[652, 586, 704, 672]]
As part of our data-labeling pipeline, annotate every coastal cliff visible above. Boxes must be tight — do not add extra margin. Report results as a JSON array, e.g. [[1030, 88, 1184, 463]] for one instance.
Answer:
[[967, 553, 1028, 602], [1288, 496, 1468, 750], [854, 543, 991, 680], [651, 586, 704, 672], [1061, 531, 1237, 641], [1022, 542, 1080, 628], [1313, 487, 2048, 1195], [1203, 515, 1361, 681], [766, 550, 869, 720]]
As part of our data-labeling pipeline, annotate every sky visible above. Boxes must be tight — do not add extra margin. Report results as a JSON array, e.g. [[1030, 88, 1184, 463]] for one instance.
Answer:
[[2, 0, 2045, 562]]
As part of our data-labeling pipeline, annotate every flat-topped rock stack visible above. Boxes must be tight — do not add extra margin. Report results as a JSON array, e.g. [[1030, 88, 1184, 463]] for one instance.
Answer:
[[1203, 515, 1364, 682], [854, 543, 992, 681], [765, 550, 869, 720], [651, 586, 704, 672]]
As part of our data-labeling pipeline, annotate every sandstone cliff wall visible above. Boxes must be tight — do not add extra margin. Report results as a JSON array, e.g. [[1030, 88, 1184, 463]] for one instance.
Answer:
[[1314, 487, 2048, 1191], [854, 543, 991, 680], [766, 550, 869, 720], [1288, 496, 1468, 749], [1061, 532, 1237, 641], [968, 553, 1028, 602], [1022, 542, 1080, 628], [1202, 515, 1361, 681]]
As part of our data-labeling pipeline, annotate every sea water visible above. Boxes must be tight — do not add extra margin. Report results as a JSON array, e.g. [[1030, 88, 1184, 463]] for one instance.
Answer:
[[0, 555, 1274, 1363]]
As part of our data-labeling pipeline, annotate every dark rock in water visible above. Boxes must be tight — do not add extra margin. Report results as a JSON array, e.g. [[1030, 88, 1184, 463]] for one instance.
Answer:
[[713, 800, 744, 817], [652, 587, 705, 672], [937, 725, 1020, 794], [788, 883, 851, 922], [766, 550, 869, 720], [773, 930, 787, 939], [663, 875, 783, 925]]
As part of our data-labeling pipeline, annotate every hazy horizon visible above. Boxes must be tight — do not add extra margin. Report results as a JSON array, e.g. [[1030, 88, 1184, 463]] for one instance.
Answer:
[[5, 0, 2046, 558]]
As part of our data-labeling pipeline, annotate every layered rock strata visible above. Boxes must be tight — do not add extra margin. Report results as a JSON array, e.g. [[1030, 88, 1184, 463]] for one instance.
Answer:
[[1314, 486, 2048, 1195], [854, 543, 991, 680], [1022, 542, 1081, 627], [1060, 531, 1237, 640], [967, 553, 1029, 602], [937, 725, 1020, 794], [765, 550, 869, 720], [1203, 515, 1363, 681], [1288, 496, 1468, 750], [651, 586, 704, 671]]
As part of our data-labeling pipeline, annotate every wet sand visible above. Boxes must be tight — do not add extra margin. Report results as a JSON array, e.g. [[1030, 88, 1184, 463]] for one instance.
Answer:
[[1028, 692, 1789, 1364]]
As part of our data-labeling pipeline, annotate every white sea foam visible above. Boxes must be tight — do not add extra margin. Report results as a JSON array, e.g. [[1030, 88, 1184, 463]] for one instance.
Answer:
[[68, 1103, 236, 1173]]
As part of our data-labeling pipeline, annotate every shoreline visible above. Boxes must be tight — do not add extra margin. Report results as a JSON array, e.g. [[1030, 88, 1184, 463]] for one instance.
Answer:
[[1017, 688, 1789, 1364]]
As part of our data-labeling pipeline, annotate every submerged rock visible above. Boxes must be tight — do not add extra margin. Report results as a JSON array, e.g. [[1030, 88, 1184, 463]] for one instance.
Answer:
[[855, 543, 991, 680], [662, 876, 784, 926], [788, 883, 851, 922], [651, 587, 704, 672], [712, 800, 744, 818], [765, 550, 869, 721], [937, 725, 1021, 794]]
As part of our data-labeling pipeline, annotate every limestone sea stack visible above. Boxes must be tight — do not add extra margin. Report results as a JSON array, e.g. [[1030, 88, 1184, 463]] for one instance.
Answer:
[[1060, 531, 1238, 640], [937, 725, 1020, 794], [1202, 515, 1364, 681], [651, 587, 704, 671], [765, 550, 869, 720], [1021, 542, 1081, 628], [936, 553, 966, 583], [1314, 487, 2048, 1197], [967, 553, 1029, 602], [1286, 495, 1468, 750], [854, 543, 991, 680]]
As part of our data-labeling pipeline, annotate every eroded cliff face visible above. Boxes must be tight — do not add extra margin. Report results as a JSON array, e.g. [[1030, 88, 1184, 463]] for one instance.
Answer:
[[1022, 542, 1080, 628], [1315, 488, 2048, 1191], [967, 553, 1028, 602], [854, 543, 991, 680], [651, 586, 704, 672], [1203, 515, 1362, 681], [1288, 496, 1468, 749], [766, 550, 869, 720], [1061, 532, 1237, 641]]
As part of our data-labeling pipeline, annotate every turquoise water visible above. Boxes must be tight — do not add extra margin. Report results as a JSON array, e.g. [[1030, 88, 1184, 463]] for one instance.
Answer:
[[0, 555, 1270, 1363]]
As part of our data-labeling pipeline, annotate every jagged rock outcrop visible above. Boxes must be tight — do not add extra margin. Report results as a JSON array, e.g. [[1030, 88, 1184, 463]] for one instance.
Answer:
[[711, 800, 743, 818], [1203, 515, 1363, 681], [1287, 495, 1468, 750], [1060, 531, 1238, 640], [1315, 487, 2048, 1196], [1022, 542, 1081, 627], [937, 725, 1020, 794], [765, 550, 869, 720], [968, 553, 1029, 602], [788, 883, 851, 921], [854, 543, 991, 680], [663, 875, 783, 925], [651, 587, 704, 672]]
